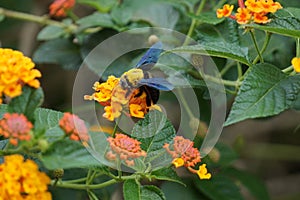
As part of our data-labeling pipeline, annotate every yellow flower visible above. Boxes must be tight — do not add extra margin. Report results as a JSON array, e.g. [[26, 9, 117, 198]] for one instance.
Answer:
[[196, 164, 212, 179], [0, 48, 41, 102], [188, 163, 212, 180], [129, 104, 144, 118], [292, 57, 300, 73], [245, 0, 264, 13], [216, 4, 234, 18], [0, 154, 52, 199], [172, 158, 185, 168]]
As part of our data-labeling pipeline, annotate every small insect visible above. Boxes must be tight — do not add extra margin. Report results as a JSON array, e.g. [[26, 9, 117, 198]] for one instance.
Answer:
[[119, 42, 173, 106]]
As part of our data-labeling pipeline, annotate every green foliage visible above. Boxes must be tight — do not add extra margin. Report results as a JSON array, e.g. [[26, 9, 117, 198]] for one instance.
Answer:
[[37, 26, 66, 41], [225, 63, 300, 126], [33, 38, 82, 70], [140, 185, 166, 200], [7, 86, 44, 122], [123, 180, 140, 200], [151, 167, 184, 185], [41, 140, 102, 170]]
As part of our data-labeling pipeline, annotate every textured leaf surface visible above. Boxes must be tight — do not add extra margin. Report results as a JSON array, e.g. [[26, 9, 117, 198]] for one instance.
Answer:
[[41, 140, 101, 170], [123, 180, 140, 200], [168, 42, 250, 65], [245, 17, 300, 38], [77, 12, 115, 30], [37, 25, 65, 41], [225, 63, 300, 126], [140, 185, 166, 200], [8, 86, 44, 122], [187, 12, 224, 25], [151, 167, 184, 185]]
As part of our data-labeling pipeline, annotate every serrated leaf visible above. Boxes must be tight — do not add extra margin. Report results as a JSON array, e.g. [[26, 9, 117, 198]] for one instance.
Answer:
[[123, 179, 140, 200], [275, 7, 300, 19], [132, 110, 176, 153], [195, 175, 243, 200], [77, 12, 115, 30], [37, 25, 65, 41], [225, 63, 300, 126], [223, 168, 270, 200], [151, 167, 184, 186], [33, 38, 82, 70], [141, 185, 166, 200], [41, 139, 101, 170], [245, 17, 300, 38], [187, 12, 224, 25], [168, 43, 250, 66], [8, 86, 44, 122], [34, 107, 63, 130]]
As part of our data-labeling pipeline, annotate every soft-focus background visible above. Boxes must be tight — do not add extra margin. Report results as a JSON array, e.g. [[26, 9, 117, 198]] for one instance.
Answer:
[[1, 0, 300, 199]]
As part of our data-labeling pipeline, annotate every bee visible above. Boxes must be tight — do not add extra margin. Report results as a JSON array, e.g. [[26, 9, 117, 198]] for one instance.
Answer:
[[119, 42, 173, 106]]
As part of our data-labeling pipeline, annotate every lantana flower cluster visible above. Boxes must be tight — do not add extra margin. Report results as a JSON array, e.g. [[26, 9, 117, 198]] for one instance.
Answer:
[[85, 75, 158, 121], [106, 133, 147, 166], [49, 0, 76, 17], [0, 113, 33, 146], [292, 57, 300, 73], [164, 136, 211, 180], [217, 0, 282, 24], [0, 48, 41, 104], [0, 154, 52, 200], [59, 112, 89, 142]]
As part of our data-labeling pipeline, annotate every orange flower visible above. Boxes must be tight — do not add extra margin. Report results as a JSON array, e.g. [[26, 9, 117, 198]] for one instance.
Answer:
[[164, 136, 201, 167], [0, 48, 41, 103], [106, 133, 146, 166], [235, 7, 252, 24], [216, 4, 234, 18], [253, 12, 270, 24], [59, 112, 89, 142], [292, 57, 300, 73], [0, 113, 32, 146], [245, 0, 264, 13], [217, 0, 282, 25], [0, 154, 52, 199], [49, 0, 75, 17]]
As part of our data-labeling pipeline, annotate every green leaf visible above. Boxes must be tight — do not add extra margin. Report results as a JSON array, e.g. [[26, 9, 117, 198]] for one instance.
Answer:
[[33, 38, 82, 70], [41, 139, 102, 170], [245, 17, 300, 38], [141, 185, 166, 200], [131, 2, 179, 29], [0, 139, 8, 150], [123, 179, 140, 200], [223, 168, 270, 200], [34, 107, 63, 130], [161, 181, 204, 200], [77, 0, 117, 12], [151, 167, 185, 186], [111, 6, 132, 26], [168, 43, 250, 66], [37, 25, 65, 41], [275, 7, 300, 19], [0, 104, 8, 118], [0, 14, 5, 22], [131, 111, 176, 168], [77, 12, 115, 30], [225, 63, 300, 126], [8, 86, 44, 122], [195, 175, 243, 200], [187, 12, 224, 25]]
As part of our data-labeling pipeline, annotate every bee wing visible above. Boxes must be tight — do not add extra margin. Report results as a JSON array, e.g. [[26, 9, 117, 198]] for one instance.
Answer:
[[135, 42, 163, 70], [139, 78, 174, 91]]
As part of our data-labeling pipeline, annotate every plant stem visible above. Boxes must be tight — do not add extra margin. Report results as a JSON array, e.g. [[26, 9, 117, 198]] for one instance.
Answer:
[[183, 0, 207, 46], [177, 89, 194, 119], [282, 66, 294, 73], [253, 31, 272, 64], [204, 74, 241, 87], [220, 62, 235, 76], [51, 175, 137, 190], [0, 7, 74, 29], [250, 29, 263, 64], [237, 62, 243, 80], [296, 37, 300, 57], [63, 177, 87, 183], [112, 117, 120, 137]]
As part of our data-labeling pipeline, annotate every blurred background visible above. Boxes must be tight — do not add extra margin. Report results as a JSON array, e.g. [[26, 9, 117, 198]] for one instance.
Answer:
[[1, 0, 300, 199]]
